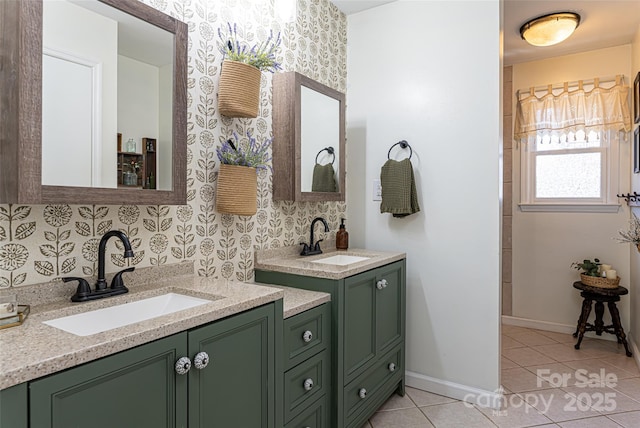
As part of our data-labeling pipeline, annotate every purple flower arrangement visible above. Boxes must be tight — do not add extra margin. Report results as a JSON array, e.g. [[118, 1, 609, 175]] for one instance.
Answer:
[[217, 132, 272, 171], [218, 23, 282, 73]]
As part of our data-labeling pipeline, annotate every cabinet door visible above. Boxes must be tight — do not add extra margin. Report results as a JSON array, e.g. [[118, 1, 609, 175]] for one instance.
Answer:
[[343, 269, 376, 384], [188, 303, 275, 428], [29, 333, 188, 428], [375, 262, 405, 355]]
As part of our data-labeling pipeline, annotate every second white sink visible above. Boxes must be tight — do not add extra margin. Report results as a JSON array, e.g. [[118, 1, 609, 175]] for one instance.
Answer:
[[309, 254, 370, 266], [43, 292, 215, 336]]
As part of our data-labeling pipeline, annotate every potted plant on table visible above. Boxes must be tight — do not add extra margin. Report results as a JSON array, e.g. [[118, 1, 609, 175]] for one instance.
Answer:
[[571, 258, 620, 288], [216, 131, 272, 216], [217, 23, 282, 118]]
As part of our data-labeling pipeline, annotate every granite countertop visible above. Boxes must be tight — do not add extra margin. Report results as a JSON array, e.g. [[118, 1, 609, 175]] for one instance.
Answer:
[[272, 285, 330, 318], [0, 266, 328, 390], [255, 243, 406, 280]]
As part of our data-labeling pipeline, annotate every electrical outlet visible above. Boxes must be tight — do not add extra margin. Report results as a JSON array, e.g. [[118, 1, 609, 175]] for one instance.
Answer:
[[373, 179, 382, 201]]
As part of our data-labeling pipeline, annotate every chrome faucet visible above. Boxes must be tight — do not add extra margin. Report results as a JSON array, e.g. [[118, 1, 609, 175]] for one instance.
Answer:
[[64, 230, 135, 302], [300, 217, 330, 256]]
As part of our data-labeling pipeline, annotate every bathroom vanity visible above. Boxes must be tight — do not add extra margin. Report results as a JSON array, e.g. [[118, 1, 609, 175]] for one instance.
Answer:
[[255, 247, 406, 428], [0, 267, 333, 428]]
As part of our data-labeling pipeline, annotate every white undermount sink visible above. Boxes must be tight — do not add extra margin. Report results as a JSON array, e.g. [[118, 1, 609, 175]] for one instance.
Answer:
[[309, 254, 370, 266], [43, 293, 214, 336]]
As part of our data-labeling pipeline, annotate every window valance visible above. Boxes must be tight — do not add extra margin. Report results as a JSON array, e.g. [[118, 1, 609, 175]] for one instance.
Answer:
[[514, 76, 631, 144]]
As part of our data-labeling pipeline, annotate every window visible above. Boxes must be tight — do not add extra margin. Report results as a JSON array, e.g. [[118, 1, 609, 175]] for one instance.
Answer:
[[519, 130, 619, 211], [514, 77, 631, 213]]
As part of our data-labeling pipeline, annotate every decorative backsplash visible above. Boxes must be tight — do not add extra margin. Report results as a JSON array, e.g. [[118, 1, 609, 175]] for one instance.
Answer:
[[0, 0, 347, 288]]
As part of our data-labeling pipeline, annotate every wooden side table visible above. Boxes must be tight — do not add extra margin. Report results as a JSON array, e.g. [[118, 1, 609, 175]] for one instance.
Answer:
[[572, 281, 632, 357]]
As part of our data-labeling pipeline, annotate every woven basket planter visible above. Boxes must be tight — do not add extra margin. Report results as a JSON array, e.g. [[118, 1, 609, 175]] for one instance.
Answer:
[[218, 60, 261, 118], [216, 164, 257, 216], [580, 273, 620, 289]]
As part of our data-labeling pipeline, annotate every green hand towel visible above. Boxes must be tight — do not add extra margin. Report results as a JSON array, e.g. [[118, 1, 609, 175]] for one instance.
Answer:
[[380, 158, 420, 217], [312, 163, 337, 192]]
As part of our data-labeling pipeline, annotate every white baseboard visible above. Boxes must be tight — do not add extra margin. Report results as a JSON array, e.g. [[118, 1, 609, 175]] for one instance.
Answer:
[[501, 315, 575, 334], [405, 371, 503, 409], [502, 315, 617, 342], [628, 336, 640, 370]]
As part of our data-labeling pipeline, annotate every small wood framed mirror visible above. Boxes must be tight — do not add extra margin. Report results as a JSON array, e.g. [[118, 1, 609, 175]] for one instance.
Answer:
[[272, 72, 345, 202]]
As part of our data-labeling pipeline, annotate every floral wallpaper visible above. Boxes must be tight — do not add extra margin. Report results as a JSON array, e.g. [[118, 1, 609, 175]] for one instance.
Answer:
[[0, 0, 347, 289]]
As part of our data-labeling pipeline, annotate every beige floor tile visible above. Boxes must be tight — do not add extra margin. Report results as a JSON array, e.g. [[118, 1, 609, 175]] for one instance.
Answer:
[[376, 392, 417, 411], [558, 416, 623, 427], [405, 387, 457, 407], [502, 356, 519, 370], [605, 355, 640, 376], [503, 336, 527, 350], [502, 367, 552, 393], [537, 330, 578, 344], [503, 325, 536, 336], [507, 331, 558, 346], [561, 385, 640, 414], [607, 410, 640, 428], [503, 347, 556, 367], [419, 402, 495, 428], [369, 407, 434, 428], [535, 343, 602, 362], [520, 388, 600, 422], [574, 341, 626, 359], [477, 393, 552, 428], [563, 358, 639, 382], [612, 377, 640, 398], [522, 362, 575, 388]]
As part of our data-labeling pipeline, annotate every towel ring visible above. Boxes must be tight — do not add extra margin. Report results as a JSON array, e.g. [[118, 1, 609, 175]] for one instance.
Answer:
[[388, 140, 412, 160], [315, 147, 335, 165]]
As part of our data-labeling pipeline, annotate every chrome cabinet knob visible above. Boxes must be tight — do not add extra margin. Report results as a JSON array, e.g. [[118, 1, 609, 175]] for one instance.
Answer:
[[175, 357, 191, 375], [359, 388, 367, 399], [376, 279, 388, 289], [388, 363, 396, 372], [302, 330, 313, 343], [194, 351, 209, 370], [303, 378, 314, 391]]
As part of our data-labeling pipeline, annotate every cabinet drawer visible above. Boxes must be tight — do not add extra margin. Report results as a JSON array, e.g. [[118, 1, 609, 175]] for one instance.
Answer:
[[284, 303, 330, 370], [344, 346, 403, 423], [284, 396, 329, 428], [284, 350, 330, 423]]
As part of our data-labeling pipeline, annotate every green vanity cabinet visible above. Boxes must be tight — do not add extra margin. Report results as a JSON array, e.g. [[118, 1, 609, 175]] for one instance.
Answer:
[[3, 302, 279, 428], [282, 303, 331, 428], [256, 259, 406, 428]]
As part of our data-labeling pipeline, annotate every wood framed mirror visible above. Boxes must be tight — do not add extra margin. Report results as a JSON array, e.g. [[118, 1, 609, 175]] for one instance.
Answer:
[[272, 72, 346, 202], [0, 0, 187, 205]]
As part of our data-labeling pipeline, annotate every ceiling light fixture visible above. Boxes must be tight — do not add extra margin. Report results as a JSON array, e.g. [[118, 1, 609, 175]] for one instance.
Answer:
[[520, 12, 581, 47]]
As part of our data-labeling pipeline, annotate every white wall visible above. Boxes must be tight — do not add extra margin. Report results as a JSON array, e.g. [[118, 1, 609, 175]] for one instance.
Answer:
[[158, 63, 172, 191], [512, 45, 632, 332], [117, 55, 160, 153], [42, 0, 117, 187], [631, 25, 640, 351], [347, 0, 501, 400]]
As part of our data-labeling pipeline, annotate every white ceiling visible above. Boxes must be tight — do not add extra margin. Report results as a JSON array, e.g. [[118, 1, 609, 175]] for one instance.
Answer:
[[331, 0, 640, 66], [504, 0, 640, 65]]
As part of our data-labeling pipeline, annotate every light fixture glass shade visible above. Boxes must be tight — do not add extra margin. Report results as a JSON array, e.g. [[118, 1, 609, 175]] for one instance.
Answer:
[[520, 12, 580, 47]]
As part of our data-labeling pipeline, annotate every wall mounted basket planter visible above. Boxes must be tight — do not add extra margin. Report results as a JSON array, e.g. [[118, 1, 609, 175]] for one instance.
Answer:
[[216, 164, 257, 216], [218, 60, 261, 118]]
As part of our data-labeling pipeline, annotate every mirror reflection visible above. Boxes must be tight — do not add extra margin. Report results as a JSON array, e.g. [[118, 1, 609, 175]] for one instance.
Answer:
[[300, 86, 340, 193], [42, 0, 173, 190]]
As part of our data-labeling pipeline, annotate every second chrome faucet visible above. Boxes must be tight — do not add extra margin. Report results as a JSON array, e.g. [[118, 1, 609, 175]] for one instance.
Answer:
[[300, 217, 330, 256]]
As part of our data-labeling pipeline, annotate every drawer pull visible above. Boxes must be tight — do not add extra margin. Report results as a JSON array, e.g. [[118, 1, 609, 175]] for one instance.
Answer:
[[388, 362, 396, 372], [175, 357, 191, 375], [376, 279, 388, 290], [303, 378, 314, 391], [358, 388, 367, 399], [194, 351, 209, 370], [302, 330, 313, 343]]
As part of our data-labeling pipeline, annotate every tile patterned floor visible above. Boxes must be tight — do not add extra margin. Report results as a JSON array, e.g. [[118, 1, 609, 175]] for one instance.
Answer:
[[364, 325, 640, 427]]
